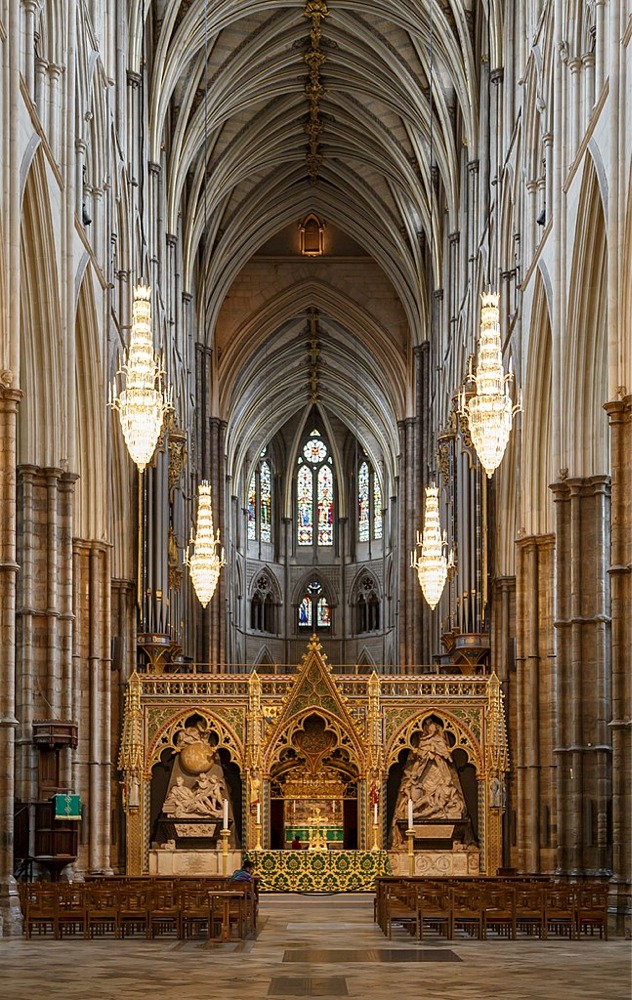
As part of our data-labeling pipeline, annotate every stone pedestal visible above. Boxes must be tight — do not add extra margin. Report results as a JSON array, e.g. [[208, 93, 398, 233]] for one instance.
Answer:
[[148, 847, 242, 877], [388, 848, 480, 877]]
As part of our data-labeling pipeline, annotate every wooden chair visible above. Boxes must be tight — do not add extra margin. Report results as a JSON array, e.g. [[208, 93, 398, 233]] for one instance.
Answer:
[[451, 886, 484, 940], [417, 884, 452, 940], [147, 885, 180, 939], [118, 885, 149, 938], [482, 884, 516, 940], [23, 884, 59, 939], [575, 883, 609, 939], [515, 884, 545, 938], [383, 883, 418, 939], [179, 886, 210, 940], [85, 886, 119, 938], [56, 884, 86, 938], [543, 884, 576, 939]]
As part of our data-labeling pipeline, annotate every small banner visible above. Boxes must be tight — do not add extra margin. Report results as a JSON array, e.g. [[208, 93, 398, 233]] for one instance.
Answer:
[[53, 793, 82, 822]]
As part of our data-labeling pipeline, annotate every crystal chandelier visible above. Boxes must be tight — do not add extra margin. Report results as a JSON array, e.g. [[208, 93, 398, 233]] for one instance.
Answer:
[[410, 485, 453, 610], [186, 481, 226, 607], [109, 284, 173, 472], [459, 292, 521, 478]]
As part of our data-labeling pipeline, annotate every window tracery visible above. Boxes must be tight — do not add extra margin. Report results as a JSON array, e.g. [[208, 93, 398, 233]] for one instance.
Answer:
[[355, 574, 380, 633], [250, 573, 277, 633], [357, 458, 383, 541], [298, 580, 331, 631], [296, 430, 334, 548]]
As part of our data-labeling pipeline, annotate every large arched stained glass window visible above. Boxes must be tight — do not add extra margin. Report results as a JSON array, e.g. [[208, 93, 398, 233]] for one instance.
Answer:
[[297, 464, 313, 545], [358, 461, 370, 541], [317, 465, 333, 545], [247, 453, 273, 543], [357, 457, 383, 541], [296, 430, 334, 547], [260, 460, 271, 542]]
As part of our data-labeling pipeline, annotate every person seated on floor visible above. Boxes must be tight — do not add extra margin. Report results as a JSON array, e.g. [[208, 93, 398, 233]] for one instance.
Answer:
[[231, 859, 259, 899], [291, 834, 303, 850]]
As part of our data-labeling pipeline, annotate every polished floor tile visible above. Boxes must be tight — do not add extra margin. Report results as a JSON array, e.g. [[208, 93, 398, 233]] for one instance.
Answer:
[[0, 894, 629, 1000]]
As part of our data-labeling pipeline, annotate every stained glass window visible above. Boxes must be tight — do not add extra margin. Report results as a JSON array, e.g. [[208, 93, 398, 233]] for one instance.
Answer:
[[373, 475, 383, 540], [317, 465, 333, 545], [298, 581, 331, 630], [260, 460, 271, 542], [317, 596, 331, 627], [303, 436, 328, 464], [247, 472, 256, 540], [358, 461, 369, 541], [248, 457, 273, 543], [297, 465, 313, 545], [298, 595, 312, 626]]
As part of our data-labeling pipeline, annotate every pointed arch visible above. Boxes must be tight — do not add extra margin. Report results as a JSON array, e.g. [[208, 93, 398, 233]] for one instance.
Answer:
[[19, 149, 63, 467], [521, 270, 554, 536], [565, 156, 608, 476]]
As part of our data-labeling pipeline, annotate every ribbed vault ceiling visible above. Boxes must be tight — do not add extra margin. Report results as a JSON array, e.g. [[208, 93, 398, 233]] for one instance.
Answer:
[[144, 0, 481, 481]]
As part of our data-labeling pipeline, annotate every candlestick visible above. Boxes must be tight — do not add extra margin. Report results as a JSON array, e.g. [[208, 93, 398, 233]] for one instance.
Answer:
[[222, 797, 229, 831], [220, 827, 230, 875], [407, 828, 415, 876], [407, 797, 414, 830], [255, 822, 262, 852]]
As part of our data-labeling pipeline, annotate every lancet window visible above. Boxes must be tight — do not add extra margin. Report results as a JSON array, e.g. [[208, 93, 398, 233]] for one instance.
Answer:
[[296, 430, 334, 547], [250, 574, 276, 633], [354, 574, 380, 633], [358, 459, 383, 541], [248, 453, 272, 543]]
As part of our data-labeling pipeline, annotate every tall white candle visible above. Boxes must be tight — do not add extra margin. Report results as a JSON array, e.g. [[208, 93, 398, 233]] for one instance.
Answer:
[[407, 798, 414, 829], [256, 802, 261, 825], [373, 802, 378, 825], [223, 797, 229, 831]]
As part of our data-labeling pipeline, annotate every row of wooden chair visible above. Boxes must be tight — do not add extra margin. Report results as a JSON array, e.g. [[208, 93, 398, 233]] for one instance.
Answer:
[[20, 879, 257, 941], [375, 878, 609, 941]]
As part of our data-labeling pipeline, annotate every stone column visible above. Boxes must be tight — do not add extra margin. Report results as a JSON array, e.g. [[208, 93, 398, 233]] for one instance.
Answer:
[[0, 384, 23, 935], [514, 536, 556, 874], [551, 477, 611, 877], [73, 541, 112, 875], [604, 397, 631, 929]]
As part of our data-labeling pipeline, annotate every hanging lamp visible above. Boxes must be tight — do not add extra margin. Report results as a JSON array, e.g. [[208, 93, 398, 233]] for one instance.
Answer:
[[109, 284, 173, 472], [410, 484, 453, 610], [186, 481, 226, 607], [459, 292, 521, 478]]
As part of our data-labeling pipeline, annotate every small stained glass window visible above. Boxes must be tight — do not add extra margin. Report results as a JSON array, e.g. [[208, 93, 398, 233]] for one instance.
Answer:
[[373, 475, 383, 540], [247, 472, 256, 540], [260, 460, 271, 542], [303, 437, 328, 464], [317, 596, 331, 627], [358, 461, 369, 542]]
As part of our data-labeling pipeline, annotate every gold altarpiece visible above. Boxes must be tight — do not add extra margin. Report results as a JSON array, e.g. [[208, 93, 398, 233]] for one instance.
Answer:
[[119, 637, 509, 881]]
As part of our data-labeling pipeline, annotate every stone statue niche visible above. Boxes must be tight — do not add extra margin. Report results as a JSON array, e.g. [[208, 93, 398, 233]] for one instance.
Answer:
[[390, 716, 474, 849], [158, 717, 236, 847]]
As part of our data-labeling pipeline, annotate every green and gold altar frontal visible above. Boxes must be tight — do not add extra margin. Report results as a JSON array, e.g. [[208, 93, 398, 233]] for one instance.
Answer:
[[247, 850, 390, 893], [119, 636, 509, 879]]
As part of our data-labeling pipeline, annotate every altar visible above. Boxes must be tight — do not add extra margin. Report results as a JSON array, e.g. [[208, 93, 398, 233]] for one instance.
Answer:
[[247, 849, 390, 892]]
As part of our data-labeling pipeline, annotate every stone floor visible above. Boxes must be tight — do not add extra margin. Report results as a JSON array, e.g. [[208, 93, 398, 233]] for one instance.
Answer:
[[1, 894, 630, 999]]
